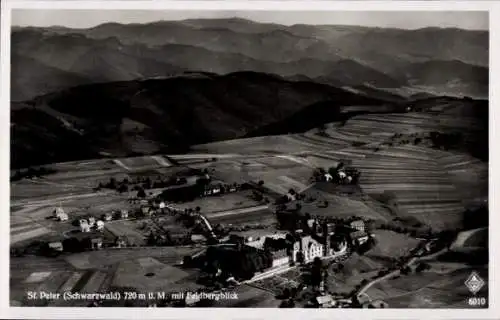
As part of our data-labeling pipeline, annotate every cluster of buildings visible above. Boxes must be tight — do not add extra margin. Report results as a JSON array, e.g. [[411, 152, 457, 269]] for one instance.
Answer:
[[223, 218, 372, 276], [77, 209, 128, 233], [229, 221, 350, 269]]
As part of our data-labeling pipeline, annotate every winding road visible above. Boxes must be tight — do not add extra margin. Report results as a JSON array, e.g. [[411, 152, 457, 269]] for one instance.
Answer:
[[356, 245, 449, 300]]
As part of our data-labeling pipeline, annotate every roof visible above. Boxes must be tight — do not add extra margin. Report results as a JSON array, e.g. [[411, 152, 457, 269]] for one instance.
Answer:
[[316, 295, 332, 304], [231, 229, 284, 240], [350, 230, 368, 238], [351, 220, 364, 225]]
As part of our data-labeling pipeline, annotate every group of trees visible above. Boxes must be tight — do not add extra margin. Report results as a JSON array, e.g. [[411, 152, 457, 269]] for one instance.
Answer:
[[11, 166, 57, 181], [251, 190, 270, 203], [401, 262, 431, 275], [146, 230, 193, 246], [310, 257, 326, 289], [276, 209, 304, 231], [16, 236, 104, 257], [202, 246, 273, 282], [463, 205, 488, 229], [385, 131, 465, 152], [95, 172, 212, 194], [429, 131, 464, 151]]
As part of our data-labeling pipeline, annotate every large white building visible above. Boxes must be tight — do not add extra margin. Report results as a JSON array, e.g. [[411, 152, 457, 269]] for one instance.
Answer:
[[292, 235, 324, 263]]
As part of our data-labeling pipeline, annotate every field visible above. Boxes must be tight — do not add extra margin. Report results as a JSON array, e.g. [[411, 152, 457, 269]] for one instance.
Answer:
[[364, 266, 488, 308], [297, 187, 393, 221], [251, 269, 303, 296], [450, 227, 488, 252], [10, 191, 131, 246], [111, 257, 198, 292], [195, 110, 486, 229], [63, 246, 201, 270], [10, 105, 488, 307], [366, 230, 422, 260], [214, 284, 280, 308], [171, 192, 260, 214], [104, 220, 147, 245], [209, 207, 276, 226]]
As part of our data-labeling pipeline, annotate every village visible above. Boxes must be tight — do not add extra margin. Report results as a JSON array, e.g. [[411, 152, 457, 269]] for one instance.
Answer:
[[11, 157, 449, 309]]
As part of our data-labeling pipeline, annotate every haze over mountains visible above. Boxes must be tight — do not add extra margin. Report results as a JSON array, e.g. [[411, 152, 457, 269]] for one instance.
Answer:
[[12, 18, 488, 101], [10, 18, 489, 168]]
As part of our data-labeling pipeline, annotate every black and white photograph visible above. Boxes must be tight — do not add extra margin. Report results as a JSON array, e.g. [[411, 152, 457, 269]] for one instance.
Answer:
[[5, 4, 492, 313]]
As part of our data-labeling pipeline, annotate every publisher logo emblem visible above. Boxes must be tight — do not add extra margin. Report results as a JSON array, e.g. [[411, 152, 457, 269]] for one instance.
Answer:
[[465, 271, 484, 294]]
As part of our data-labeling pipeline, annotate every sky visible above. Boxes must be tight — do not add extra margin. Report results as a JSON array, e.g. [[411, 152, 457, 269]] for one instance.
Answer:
[[11, 10, 489, 30]]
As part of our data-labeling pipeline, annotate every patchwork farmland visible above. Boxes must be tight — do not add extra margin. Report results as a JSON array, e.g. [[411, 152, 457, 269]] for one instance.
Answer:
[[10, 105, 487, 308]]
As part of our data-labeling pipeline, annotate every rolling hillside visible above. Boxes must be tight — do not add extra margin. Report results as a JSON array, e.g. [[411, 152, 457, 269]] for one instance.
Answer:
[[11, 53, 92, 101], [11, 72, 391, 168]]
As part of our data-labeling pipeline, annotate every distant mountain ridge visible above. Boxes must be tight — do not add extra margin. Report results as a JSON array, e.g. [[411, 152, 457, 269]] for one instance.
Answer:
[[11, 18, 488, 101]]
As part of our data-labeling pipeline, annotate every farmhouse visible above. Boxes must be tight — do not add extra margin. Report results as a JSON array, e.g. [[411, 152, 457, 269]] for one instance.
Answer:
[[102, 213, 113, 221], [159, 183, 204, 202], [48, 241, 63, 252], [349, 230, 369, 246], [315, 295, 334, 308], [269, 248, 289, 267], [120, 209, 129, 219], [90, 237, 103, 250], [115, 236, 127, 248], [338, 170, 347, 179], [88, 216, 96, 227], [79, 220, 91, 233], [96, 220, 105, 231], [350, 220, 365, 232], [286, 192, 296, 201], [53, 207, 68, 221], [203, 184, 223, 196]]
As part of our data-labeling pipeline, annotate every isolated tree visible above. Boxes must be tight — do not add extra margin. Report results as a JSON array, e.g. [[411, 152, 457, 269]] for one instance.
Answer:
[[62, 237, 82, 253], [137, 187, 146, 199], [281, 288, 291, 299], [296, 251, 305, 264], [108, 177, 117, 189], [311, 257, 323, 288], [253, 191, 264, 202], [117, 184, 128, 193], [316, 123, 327, 136], [147, 231, 157, 246]]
